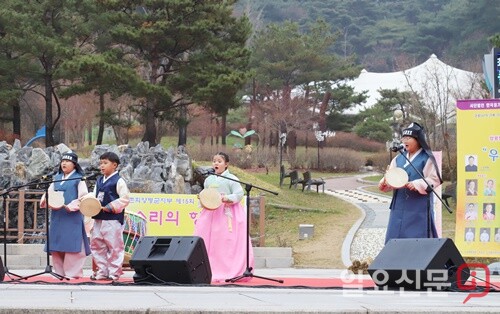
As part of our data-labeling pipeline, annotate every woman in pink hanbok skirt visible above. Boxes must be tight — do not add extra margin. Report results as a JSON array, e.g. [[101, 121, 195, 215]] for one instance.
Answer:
[[194, 152, 254, 282]]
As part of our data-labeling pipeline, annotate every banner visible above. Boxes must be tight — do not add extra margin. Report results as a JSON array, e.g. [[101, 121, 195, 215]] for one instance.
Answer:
[[455, 99, 500, 257], [125, 193, 248, 237], [127, 193, 201, 236]]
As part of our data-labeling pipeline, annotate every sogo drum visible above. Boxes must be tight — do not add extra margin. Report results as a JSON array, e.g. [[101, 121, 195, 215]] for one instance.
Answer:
[[123, 212, 147, 264], [92, 211, 147, 272]]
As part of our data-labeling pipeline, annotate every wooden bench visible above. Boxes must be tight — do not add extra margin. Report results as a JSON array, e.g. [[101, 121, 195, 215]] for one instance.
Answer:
[[301, 171, 325, 193], [442, 182, 456, 207], [288, 170, 300, 189], [279, 165, 292, 187]]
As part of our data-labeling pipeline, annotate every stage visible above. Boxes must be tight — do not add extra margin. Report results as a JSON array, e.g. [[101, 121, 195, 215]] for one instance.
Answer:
[[0, 268, 499, 313]]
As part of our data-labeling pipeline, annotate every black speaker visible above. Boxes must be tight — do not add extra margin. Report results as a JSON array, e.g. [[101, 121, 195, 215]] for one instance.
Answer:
[[0, 257, 4, 282], [368, 238, 469, 290], [129, 236, 211, 284]]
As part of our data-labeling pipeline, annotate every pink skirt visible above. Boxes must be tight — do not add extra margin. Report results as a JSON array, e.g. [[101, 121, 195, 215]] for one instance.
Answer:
[[194, 202, 254, 282]]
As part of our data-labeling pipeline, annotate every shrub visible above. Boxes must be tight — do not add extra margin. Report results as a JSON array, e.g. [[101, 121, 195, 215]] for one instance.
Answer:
[[290, 147, 365, 172]]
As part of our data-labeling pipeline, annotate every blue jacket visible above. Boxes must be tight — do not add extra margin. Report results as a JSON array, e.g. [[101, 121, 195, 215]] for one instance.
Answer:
[[45, 172, 90, 255]]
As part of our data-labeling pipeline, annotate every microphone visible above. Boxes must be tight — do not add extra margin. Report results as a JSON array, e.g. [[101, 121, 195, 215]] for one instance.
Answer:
[[41, 171, 58, 180], [202, 168, 215, 175], [391, 144, 405, 152], [82, 173, 100, 180]]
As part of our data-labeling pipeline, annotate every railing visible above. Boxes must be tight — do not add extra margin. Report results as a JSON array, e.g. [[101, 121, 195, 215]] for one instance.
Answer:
[[2, 190, 46, 243]]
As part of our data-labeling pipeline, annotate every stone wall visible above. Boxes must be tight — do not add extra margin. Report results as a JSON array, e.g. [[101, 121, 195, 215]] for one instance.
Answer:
[[0, 140, 202, 193], [0, 140, 208, 243]]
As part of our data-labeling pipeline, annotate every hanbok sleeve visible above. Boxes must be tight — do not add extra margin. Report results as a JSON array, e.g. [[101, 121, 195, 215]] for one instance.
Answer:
[[413, 158, 441, 195]]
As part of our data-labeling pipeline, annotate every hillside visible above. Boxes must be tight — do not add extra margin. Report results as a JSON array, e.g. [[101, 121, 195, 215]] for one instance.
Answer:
[[235, 0, 500, 72]]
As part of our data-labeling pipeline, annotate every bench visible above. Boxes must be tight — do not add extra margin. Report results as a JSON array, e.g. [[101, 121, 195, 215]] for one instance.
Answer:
[[279, 165, 292, 187], [288, 170, 300, 189], [442, 182, 456, 207], [301, 171, 325, 193]]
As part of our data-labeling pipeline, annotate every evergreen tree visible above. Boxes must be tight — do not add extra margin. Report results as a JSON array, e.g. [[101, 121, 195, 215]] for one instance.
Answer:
[[250, 19, 361, 149], [99, 0, 251, 146], [0, 0, 98, 146]]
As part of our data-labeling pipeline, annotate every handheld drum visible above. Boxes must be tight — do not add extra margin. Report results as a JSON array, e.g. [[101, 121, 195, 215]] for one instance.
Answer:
[[47, 187, 65, 208], [199, 187, 222, 210], [80, 196, 102, 217], [384, 167, 409, 189]]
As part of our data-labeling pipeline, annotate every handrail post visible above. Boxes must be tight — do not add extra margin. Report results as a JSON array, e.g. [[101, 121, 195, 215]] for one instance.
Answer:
[[18, 190, 25, 243]]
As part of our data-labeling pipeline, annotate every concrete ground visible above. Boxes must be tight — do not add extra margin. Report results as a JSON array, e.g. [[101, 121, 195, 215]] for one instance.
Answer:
[[1, 173, 499, 313], [0, 268, 499, 313]]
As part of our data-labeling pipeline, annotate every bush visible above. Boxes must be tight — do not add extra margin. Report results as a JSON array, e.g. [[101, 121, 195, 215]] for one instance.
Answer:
[[330, 132, 385, 152], [289, 147, 365, 172]]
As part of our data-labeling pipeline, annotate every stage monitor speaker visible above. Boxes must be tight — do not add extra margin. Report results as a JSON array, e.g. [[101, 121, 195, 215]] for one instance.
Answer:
[[0, 257, 4, 282], [367, 238, 469, 290], [129, 236, 211, 284]]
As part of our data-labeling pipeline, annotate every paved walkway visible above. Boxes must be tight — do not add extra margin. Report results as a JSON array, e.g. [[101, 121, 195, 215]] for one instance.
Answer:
[[323, 173, 392, 266]]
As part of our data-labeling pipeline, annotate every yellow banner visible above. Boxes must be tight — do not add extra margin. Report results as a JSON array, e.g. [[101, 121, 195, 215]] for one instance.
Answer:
[[455, 100, 500, 257], [126, 193, 201, 236]]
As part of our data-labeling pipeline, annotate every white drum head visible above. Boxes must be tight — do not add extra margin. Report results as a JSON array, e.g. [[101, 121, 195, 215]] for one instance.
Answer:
[[80, 197, 101, 217], [48, 188, 65, 208], [385, 167, 409, 188], [199, 188, 222, 210]]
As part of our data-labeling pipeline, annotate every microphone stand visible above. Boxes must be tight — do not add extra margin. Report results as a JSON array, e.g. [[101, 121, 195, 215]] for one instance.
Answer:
[[0, 187, 24, 280], [205, 171, 283, 283], [393, 147, 452, 239], [18, 174, 90, 281]]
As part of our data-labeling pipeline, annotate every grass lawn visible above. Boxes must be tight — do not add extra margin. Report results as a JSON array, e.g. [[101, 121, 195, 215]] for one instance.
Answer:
[[231, 167, 361, 269]]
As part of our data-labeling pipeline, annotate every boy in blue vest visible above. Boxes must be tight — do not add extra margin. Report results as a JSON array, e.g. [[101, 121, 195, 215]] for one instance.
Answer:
[[90, 152, 130, 281]]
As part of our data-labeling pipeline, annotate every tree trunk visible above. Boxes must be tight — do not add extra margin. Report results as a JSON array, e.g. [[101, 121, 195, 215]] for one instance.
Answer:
[[210, 114, 213, 146], [113, 126, 124, 144], [221, 114, 227, 146], [178, 104, 187, 146], [12, 99, 21, 138], [215, 117, 219, 145], [45, 73, 54, 147], [88, 121, 92, 146], [319, 91, 330, 131], [142, 101, 157, 146], [96, 92, 105, 145]]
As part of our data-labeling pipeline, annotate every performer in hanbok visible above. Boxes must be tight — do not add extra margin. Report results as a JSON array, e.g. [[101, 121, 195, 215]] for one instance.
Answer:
[[378, 122, 442, 244], [90, 152, 130, 281], [40, 151, 90, 279], [194, 152, 254, 282]]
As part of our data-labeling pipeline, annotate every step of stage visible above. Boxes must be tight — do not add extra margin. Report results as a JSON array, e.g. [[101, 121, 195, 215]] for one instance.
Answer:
[[2, 244, 293, 270]]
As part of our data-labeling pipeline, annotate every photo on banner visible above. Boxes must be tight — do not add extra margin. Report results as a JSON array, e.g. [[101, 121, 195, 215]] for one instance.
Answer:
[[455, 99, 500, 257]]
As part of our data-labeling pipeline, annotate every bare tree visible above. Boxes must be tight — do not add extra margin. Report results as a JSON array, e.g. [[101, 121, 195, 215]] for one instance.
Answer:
[[398, 55, 485, 180]]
